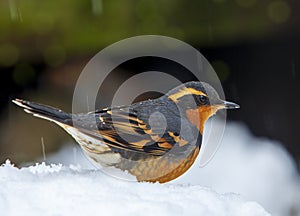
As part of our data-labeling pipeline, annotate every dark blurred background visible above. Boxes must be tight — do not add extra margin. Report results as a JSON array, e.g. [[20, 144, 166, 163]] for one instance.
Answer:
[[0, 0, 299, 169]]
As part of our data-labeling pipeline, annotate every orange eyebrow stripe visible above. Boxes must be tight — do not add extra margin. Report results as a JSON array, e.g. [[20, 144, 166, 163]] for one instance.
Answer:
[[168, 88, 207, 102]]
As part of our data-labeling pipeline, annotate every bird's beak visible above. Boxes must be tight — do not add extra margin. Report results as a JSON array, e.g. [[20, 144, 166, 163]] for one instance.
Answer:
[[222, 100, 240, 109]]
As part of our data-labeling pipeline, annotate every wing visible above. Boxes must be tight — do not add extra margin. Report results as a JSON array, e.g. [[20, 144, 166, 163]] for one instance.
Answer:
[[72, 104, 194, 156]]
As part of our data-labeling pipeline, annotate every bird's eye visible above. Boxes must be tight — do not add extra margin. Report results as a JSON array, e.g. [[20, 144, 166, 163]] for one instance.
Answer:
[[198, 95, 208, 105]]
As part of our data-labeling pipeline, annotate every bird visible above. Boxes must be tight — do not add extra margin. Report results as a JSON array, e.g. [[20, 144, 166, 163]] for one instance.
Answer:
[[12, 81, 239, 183]]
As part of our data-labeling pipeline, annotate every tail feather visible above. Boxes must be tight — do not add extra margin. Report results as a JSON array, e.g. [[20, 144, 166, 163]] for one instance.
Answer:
[[12, 99, 72, 125]]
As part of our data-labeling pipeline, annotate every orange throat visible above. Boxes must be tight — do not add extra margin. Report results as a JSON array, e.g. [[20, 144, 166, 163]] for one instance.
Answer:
[[185, 106, 220, 134]]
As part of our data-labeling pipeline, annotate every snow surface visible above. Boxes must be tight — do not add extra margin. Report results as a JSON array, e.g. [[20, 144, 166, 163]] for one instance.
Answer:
[[0, 161, 269, 216], [0, 122, 299, 216]]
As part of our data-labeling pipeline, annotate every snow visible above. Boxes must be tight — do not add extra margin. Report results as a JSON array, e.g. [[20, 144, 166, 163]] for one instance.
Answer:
[[0, 161, 269, 216], [0, 122, 299, 216]]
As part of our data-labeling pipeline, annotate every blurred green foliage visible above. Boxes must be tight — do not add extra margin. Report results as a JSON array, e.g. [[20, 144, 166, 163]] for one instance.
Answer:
[[0, 0, 292, 68]]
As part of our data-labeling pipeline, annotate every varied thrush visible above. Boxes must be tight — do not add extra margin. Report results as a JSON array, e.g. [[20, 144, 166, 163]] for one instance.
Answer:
[[12, 81, 239, 183]]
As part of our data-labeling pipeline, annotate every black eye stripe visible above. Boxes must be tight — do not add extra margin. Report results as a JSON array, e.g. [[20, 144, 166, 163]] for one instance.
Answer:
[[174, 94, 209, 106]]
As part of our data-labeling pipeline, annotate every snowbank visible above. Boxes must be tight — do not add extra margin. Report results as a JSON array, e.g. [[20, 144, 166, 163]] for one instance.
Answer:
[[0, 161, 269, 216]]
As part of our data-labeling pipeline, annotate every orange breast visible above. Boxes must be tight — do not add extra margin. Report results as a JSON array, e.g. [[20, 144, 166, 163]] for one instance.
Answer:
[[129, 147, 200, 183]]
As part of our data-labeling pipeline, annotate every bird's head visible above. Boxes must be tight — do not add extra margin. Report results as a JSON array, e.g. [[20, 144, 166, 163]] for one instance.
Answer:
[[167, 81, 240, 134]]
